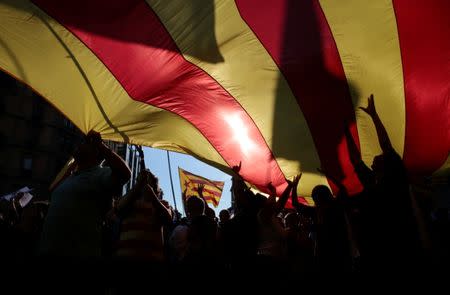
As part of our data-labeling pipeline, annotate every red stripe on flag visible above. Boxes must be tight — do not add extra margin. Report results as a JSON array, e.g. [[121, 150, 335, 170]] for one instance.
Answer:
[[202, 189, 222, 197], [393, 0, 450, 175], [208, 197, 219, 207], [235, 0, 363, 195], [188, 189, 221, 198], [188, 189, 221, 199], [186, 178, 223, 189], [189, 194, 219, 206], [203, 195, 220, 201], [33, 0, 289, 194]]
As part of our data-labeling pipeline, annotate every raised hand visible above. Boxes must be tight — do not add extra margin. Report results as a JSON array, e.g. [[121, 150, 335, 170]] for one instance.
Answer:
[[359, 93, 393, 153], [274, 180, 294, 213], [359, 94, 376, 117], [292, 173, 302, 187], [196, 183, 205, 196], [290, 174, 302, 211], [232, 161, 242, 174]]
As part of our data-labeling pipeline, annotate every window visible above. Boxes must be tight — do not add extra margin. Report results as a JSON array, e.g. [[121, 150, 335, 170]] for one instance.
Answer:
[[23, 157, 32, 170], [22, 155, 32, 177]]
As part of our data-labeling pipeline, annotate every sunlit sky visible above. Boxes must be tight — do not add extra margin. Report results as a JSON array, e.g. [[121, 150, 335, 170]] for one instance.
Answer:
[[143, 147, 232, 216]]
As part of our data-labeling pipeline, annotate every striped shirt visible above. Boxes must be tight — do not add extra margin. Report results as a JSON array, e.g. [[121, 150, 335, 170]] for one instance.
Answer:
[[116, 198, 165, 262]]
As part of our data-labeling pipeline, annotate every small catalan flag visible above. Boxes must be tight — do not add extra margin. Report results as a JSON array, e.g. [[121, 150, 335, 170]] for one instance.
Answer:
[[179, 167, 224, 208]]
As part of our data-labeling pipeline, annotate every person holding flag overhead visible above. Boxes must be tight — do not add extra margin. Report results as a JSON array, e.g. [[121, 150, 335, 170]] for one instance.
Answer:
[[39, 131, 131, 261]]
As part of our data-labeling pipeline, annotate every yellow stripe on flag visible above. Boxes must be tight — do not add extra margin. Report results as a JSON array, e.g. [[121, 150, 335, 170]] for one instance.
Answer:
[[319, 0, 406, 164]]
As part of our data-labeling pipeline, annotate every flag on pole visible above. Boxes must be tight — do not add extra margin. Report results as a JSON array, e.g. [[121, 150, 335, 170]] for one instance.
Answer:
[[179, 168, 224, 208]]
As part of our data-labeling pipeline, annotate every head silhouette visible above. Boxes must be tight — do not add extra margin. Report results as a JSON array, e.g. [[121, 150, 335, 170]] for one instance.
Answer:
[[73, 139, 102, 167], [186, 195, 205, 219], [312, 185, 334, 209], [219, 209, 230, 223], [148, 173, 163, 199]]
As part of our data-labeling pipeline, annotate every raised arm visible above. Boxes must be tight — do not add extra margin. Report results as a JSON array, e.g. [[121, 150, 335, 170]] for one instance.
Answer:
[[231, 161, 248, 196], [196, 183, 204, 198], [88, 130, 131, 186], [360, 94, 393, 153], [275, 181, 293, 214], [290, 174, 304, 212], [343, 125, 375, 190], [196, 184, 209, 207]]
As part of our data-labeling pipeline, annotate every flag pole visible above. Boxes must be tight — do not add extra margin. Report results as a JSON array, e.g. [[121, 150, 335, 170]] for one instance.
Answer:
[[136, 145, 146, 171], [166, 150, 178, 211]]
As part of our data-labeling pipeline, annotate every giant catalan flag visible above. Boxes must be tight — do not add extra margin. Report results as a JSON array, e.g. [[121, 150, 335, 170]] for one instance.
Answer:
[[179, 167, 224, 208], [0, 0, 449, 205]]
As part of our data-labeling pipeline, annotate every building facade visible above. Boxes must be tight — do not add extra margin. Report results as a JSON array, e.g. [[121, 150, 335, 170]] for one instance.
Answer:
[[0, 71, 141, 198], [0, 72, 84, 198]]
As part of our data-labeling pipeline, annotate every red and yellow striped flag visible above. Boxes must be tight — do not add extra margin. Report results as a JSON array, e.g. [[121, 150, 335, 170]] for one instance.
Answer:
[[179, 168, 224, 208], [0, 0, 448, 205]]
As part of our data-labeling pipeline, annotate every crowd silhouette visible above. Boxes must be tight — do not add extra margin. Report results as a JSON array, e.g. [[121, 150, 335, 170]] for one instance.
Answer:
[[1, 96, 449, 289]]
